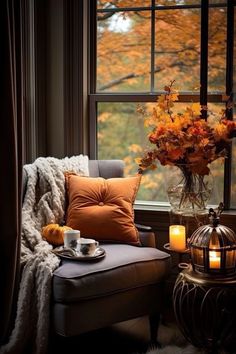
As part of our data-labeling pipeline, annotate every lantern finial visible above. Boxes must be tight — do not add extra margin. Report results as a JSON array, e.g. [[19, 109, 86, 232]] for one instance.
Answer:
[[209, 202, 224, 227]]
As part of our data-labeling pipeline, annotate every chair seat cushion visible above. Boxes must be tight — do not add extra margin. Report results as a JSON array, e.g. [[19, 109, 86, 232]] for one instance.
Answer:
[[52, 244, 171, 303]]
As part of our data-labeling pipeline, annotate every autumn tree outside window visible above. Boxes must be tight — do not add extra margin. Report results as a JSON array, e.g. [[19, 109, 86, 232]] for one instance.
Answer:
[[89, 0, 236, 209]]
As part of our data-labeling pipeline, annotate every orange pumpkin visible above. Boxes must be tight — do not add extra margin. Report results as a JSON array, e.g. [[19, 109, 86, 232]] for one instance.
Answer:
[[41, 223, 72, 246]]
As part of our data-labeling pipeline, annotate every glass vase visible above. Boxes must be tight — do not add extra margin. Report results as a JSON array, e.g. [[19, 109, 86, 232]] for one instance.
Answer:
[[167, 166, 213, 239]]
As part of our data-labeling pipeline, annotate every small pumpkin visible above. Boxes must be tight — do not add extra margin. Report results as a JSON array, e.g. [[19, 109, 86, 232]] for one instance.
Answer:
[[41, 223, 72, 246]]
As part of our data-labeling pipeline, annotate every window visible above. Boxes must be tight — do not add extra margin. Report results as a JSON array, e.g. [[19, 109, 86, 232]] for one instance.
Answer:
[[89, 0, 235, 209]]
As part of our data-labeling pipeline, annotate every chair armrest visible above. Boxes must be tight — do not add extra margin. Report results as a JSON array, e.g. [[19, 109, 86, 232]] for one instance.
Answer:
[[135, 224, 156, 248], [135, 223, 152, 232]]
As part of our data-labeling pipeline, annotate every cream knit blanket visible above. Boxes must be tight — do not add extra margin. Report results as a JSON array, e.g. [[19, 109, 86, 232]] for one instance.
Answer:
[[1, 155, 89, 354]]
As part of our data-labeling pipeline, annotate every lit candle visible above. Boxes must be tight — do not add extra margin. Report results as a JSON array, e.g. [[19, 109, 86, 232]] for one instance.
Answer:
[[169, 225, 186, 252], [209, 250, 221, 269]]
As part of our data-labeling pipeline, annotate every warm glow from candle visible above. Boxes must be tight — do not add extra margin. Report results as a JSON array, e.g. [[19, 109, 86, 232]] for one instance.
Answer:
[[209, 250, 221, 269], [169, 225, 186, 252]]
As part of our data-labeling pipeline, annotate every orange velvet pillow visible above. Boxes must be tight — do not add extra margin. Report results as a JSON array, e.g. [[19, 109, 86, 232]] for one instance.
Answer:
[[65, 174, 142, 245]]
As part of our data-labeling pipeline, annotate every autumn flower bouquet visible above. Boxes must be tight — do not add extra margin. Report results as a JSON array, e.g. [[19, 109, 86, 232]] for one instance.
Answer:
[[136, 80, 236, 213]]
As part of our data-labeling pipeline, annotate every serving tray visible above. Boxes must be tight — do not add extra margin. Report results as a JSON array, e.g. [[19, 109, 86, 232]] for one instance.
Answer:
[[52, 246, 106, 261]]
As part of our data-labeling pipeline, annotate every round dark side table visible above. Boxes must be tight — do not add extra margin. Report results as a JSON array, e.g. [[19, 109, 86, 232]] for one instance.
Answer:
[[173, 265, 236, 354]]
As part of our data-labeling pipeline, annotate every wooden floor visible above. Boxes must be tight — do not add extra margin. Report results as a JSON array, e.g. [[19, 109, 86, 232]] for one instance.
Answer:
[[47, 300, 176, 354]]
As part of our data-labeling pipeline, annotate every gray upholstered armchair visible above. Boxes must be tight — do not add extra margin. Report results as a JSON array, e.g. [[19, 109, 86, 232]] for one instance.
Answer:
[[51, 160, 171, 344]]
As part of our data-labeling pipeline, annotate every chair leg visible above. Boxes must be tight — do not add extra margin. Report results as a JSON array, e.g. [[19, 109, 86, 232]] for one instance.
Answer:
[[149, 313, 162, 348]]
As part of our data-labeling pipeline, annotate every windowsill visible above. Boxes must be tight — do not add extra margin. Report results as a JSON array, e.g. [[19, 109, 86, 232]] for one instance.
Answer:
[[134, 201, 236, 216], [134, 201, 236, 233], [134, 201, 169, 212]]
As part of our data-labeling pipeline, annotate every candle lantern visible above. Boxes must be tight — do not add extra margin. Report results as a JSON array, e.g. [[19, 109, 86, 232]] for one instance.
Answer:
[[188, 203, 236, 276], [173, 204, 236, 352]]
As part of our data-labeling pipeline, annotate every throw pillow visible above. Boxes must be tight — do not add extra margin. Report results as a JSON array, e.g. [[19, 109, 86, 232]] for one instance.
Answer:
[[65, 174, 142, 245]]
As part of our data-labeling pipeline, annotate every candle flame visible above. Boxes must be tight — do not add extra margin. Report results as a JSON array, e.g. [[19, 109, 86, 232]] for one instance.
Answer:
[[173, 228, 180, 235], [209, 250, 217, 259]]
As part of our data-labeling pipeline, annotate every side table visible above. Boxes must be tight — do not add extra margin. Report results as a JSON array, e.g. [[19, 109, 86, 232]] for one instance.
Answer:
[[162, 243, 190, 319], [163, 243, 190, 270], [173, 265, 236, 353]]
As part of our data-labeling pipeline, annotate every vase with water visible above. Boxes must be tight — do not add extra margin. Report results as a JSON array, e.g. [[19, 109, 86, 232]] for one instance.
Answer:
[[167, 165, 213, 240]]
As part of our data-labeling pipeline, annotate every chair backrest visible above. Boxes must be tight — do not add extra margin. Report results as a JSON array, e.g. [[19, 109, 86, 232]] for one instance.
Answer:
[[22, 159, 125, 202], [88, 159, 124, 178]]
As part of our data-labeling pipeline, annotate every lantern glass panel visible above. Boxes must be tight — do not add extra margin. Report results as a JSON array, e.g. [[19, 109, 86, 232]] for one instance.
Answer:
[[192, 248, 204, 266], [225, 249, 236, 268], [209, 233, 220, 248]]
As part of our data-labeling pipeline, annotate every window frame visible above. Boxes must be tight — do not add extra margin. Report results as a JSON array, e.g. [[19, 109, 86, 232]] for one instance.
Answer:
[[88, 0, 235, 210]]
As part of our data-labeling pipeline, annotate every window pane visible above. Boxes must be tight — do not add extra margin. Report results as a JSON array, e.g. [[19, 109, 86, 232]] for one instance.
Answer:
[[154, 9, 200, 91], [208, 7, 227, 92], [97, 102, 147, 164], [207, 102, 225, 205], [231, 104, 236, 207], [97, 0, 150, 10], [97, 102, 168, 202], [231, 141, 236, 208], [97, 11, 151, 92], [97, 101, 223, 205]]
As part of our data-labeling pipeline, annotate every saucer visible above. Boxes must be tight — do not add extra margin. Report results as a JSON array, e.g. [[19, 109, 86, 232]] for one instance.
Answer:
[[52, 246, 106, 261]]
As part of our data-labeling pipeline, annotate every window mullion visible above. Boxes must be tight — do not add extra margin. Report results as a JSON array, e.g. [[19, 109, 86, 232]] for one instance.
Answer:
[[150, 0, 155, 92], [200, 0, 209, 119], [89, 95, 97, 159], [226, 0, 234, 104], [223, 0, 235, 209], [89, 0, 98, 159], [89, 0, 97, 94], [89, 93, 222, 103]]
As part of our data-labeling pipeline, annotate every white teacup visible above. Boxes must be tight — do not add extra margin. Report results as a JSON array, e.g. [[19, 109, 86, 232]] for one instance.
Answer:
[[77, 238, 99, 256], [63, 229, 80, 249]]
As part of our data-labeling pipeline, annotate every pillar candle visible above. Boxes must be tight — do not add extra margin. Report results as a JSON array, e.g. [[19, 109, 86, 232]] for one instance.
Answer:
[[209, 250, 221, 269], [169, 225, 186, 252]]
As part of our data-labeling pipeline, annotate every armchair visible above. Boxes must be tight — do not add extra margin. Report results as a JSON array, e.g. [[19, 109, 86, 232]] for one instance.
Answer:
[[51, 160, 171, 343]]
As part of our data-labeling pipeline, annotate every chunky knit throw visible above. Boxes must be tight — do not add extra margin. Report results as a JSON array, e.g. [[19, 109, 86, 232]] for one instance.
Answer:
[[0, 155, 89, 354]]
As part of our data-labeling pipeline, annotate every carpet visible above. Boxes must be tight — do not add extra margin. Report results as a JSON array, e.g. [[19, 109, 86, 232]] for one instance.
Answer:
[[145, 322, 233, 354]]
